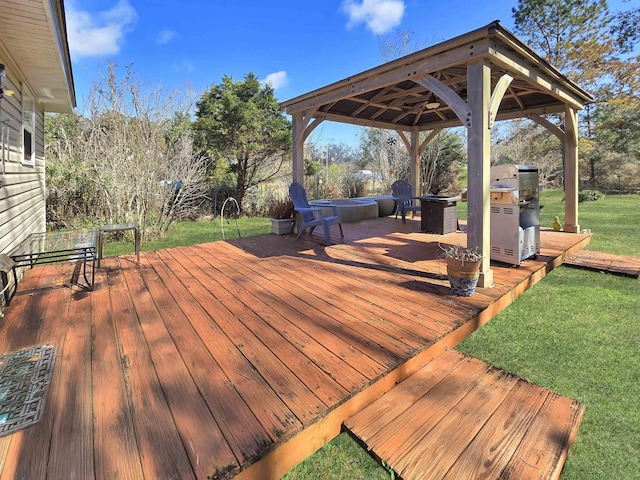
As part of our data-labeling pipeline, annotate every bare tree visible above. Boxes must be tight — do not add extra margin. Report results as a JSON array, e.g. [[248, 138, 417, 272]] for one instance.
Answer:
[[46, 62, 208, 240]]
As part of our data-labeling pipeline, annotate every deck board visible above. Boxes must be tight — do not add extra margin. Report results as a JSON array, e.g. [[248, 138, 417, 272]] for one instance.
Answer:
[[0, 218, 590, 479], [141, 251, 266, 468], [123, 256, 236, 479], [345, 350, 584, 480], [91, 265, 144, 480], [108, 261, 197, 480], [47, 284, 94, 480], [564, 250, 640, 278]]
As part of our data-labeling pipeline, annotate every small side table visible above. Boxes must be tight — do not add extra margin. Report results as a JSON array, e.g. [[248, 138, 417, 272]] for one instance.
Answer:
[[416, 196, 461, 234], [98, 223, 140, 267]]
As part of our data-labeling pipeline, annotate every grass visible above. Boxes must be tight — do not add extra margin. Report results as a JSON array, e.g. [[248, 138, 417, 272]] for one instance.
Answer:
[[101, 216, 271, 258], [102, 191, 640, 479]]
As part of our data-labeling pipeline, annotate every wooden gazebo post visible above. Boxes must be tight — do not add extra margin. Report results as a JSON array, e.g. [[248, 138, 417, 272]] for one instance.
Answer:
[[563, 105, 580, 233], [292, 113, 305, 185], [466, 58, 493, 287]]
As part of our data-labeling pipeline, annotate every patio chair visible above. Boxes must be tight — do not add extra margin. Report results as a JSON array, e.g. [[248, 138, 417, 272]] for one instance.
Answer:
[[391, 180, 420, 223], [289, 182, 344, 244]]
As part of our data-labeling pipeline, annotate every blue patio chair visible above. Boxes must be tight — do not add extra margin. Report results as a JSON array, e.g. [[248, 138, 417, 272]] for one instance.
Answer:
[[289, 182, 344, 244], [391, 179, 420, 223]]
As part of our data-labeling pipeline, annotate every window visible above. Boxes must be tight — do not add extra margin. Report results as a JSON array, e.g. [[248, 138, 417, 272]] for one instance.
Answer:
[[22, 93, 35, 165]]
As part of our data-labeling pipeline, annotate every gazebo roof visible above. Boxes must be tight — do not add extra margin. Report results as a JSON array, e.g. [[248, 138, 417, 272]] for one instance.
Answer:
[[281, 21, 592, 131]]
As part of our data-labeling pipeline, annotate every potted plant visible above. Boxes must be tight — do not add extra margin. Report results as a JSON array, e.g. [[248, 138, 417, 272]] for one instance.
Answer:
[[440, 244, 483, 296], [266, 196, 294, 235]]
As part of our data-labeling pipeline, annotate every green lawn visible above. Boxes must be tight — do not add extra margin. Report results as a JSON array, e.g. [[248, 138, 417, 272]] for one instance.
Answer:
[[101, 216, 271, 258], [102, 192, 640, 479]]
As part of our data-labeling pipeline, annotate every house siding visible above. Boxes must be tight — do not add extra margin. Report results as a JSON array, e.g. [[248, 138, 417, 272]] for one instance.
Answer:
[[0, 58, 46, 255]]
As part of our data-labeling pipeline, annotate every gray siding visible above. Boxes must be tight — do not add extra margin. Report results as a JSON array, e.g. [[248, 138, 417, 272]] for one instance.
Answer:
[[0, 58, 47, 255]]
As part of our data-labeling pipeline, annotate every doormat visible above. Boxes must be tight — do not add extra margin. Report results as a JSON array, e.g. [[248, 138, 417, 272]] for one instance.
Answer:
[[0, 344, 57, 437]]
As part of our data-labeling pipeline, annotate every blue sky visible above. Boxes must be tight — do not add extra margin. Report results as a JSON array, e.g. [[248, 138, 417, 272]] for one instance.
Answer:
[[65, 0, 632, 147]]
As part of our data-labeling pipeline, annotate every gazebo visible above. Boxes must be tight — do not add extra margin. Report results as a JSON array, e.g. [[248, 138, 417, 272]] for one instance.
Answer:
[[281, 21, 592, 287]]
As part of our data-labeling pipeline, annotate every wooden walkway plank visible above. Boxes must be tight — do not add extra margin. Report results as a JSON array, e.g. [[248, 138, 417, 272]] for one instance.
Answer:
[[364, 357, 494, 466], [393, 367, 518, 479], [500, 393, 584, 480], [201, 242, 391, 380], [0, 222, 590, 480], [220, 250, 423, 360], [144, 249, 276, 460], [152, 248, 302, 444], [565, 250, 640, 278], [0, 263, 67, 478], [183, 245, 351, 407], [90, 261, 145, 480], [142, 250, 284, 463], [107, 261, 196, 480], [124, 255, 239, 478], [442, 380, 550, 479], [209, 238, 433, 351], [169, 247, 329, 426], [185, 244, 370, 393], [294, 256, 466, 337], [344, 350, 467, 443], [345, 350, 584, 480], [46, 285, 95, 480]]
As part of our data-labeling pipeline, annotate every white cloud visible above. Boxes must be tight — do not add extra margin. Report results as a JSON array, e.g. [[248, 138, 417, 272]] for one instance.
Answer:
[[67, 0, 137, 59], [156, 29, 176, 45], [341, 0, 405, 35], [260, 71, 289, 90]]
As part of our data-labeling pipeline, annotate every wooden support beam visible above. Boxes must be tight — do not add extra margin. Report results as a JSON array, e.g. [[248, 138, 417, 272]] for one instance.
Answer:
[[489, 73, 514, 128], [292, 110, 322, 184], [467, 59, 493, 288], [527, 113, 565, 142], [413, 74, 471, 127], [564, 106, 580, 233], [410, 129, 420, 195], [396, 130, 411, 152], [291, 114, 305, 184], [419, 129, 442, 156]]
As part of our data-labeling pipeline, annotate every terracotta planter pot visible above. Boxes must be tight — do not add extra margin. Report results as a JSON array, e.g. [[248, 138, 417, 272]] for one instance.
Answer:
[[445, 257, 481, 273], [445, 257, 481, 296]]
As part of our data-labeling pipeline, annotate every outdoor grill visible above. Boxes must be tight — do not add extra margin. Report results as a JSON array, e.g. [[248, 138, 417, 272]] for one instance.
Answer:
[[489, 164, 540, 265]]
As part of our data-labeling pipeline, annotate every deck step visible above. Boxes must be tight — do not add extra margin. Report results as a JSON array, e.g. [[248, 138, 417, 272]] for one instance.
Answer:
[[563, 250, 640, 278], [344, 350, 583, 480]]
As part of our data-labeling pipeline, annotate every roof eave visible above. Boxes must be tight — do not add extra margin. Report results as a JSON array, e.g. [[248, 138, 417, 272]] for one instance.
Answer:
[[281, 20, 593, 113], [49, 0, 76, 110]]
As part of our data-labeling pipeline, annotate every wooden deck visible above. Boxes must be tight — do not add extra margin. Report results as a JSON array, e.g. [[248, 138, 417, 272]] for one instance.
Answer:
[[0, 217, 590, 479], [564, 250, 640, 278], [345, 350, 584, 480]]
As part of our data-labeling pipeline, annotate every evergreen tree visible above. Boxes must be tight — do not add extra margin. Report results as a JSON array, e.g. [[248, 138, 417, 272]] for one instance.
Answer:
[[192, 73, 291, 210]]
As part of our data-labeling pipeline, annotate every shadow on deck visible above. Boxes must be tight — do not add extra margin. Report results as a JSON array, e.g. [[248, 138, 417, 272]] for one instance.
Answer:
[[0, 217, 590, 479]]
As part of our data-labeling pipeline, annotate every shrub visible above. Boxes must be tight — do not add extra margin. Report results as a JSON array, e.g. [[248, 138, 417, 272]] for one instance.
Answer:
[[265, 195, 294, 219], [578, 190, 604, 202]]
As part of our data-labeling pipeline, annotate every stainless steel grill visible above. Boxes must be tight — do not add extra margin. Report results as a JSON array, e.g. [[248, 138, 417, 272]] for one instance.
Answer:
[[489, 164, 540, 265]]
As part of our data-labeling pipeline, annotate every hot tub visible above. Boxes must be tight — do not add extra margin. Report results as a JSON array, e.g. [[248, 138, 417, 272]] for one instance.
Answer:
[[309, 198, 379, 223]]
